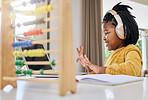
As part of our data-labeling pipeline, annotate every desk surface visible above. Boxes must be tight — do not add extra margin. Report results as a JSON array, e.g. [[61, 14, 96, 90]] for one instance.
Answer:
[[0, 77, 148, 100]]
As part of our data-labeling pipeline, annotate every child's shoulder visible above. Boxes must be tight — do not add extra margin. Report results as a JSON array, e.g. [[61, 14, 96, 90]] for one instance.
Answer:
[[124, 44, 139, 50], [124, 44, 141, 55]]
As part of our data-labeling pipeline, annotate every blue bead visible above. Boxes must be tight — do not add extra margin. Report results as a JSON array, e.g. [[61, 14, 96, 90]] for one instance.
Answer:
[[17, 42, 20, 47], [36, 0, 40, 3], [22, 2, 27, 6], [34, 0, 38, 3], [21, 41, 25, 46], [28, 41, 33, 46], [25, 41, 28, 46], [8, 6, 13, 11], [12, 42, 16, 47], [30, 0, 34, 4], [41, 0, 45, 2]]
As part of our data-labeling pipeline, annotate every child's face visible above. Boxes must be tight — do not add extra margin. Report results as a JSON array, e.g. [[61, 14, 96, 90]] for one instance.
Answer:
[[103, 22, 124, 51]]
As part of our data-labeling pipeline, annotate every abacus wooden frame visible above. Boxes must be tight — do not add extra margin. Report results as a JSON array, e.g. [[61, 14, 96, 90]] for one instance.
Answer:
[[0, 0, 76, 96]]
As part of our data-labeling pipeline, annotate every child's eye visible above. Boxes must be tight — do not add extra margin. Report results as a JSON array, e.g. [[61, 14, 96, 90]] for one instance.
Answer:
[[105, 32, 108, 35]]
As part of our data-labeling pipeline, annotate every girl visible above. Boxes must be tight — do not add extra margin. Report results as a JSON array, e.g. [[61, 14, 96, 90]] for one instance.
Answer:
[[76, 2, 143, 77]]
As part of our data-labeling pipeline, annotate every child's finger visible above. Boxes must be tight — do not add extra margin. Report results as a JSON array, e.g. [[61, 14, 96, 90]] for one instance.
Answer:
[[76, 57, 81, 63], [84, 55, 91, 63], [81, 46, 84, 55], [76, 48, 80, 56], [79, 45, 81, 52]]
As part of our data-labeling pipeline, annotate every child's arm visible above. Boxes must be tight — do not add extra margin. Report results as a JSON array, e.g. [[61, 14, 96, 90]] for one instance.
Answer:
[[105, 51, 142, 76]]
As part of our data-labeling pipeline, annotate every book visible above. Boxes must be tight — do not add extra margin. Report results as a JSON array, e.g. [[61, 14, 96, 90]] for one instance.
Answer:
[[76, 74, 144, 86]]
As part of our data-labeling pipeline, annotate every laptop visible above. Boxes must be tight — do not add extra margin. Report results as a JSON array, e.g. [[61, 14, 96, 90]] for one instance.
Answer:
[[16, 37, 58, 78]]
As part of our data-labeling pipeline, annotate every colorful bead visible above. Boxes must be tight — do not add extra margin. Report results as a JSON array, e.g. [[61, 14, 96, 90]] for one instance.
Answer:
[[23, 70, 27, 75], [15, 60, 20, 66], [22, 2, 27, 6], [21, 60, 25, 66], [27, 69, 33, 75], [9, 14, 16, 19], [16, 70, 21, 74], [40, 69, 44, 75], [8, 6, 13, 11], [23, 50, 28, 57], [47, 5, 53, 12], [28, 41, 33, 46], [51, 60, 55, 66], [17, 23, 21, 27]]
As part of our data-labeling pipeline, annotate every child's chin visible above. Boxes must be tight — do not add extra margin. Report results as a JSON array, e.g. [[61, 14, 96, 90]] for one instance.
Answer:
[[107, 47, 112, 51]]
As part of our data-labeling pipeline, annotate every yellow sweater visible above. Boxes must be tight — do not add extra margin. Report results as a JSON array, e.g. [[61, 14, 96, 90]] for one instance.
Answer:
[[89, 44, 143, 77], [105, 44, 143, 77]]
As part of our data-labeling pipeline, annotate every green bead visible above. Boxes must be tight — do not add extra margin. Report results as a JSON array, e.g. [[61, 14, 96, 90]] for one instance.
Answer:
[[27, 69, 33, 75], [15, 60, 20, 65], [51, 60, 55, 66], [16, 70, 21, 74], [23, 70, 27, 75], [21, 60, 25, 66], [40, 69, 44, 75]]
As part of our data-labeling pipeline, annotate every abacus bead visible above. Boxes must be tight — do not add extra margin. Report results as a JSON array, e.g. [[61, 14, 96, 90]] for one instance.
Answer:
[[17, 23, 21, 27], [37, 0, 40, 3], [8, 6, 13, 11], [15, 60, 19, 65], [41, 0, 45, 2], [41, 49, 45, 56], [51, 60, 55, 66], [30, 0, 35, 4], [21, 60, 25, 66], [23, 50, 28, 57], [28, 50, 32, 57], [22, 2, 27, 6], [25, 41, 28, 46], [10, 24, 15, 29], [28, 41, 33, 46], [12, 42, 16, 47], [47, 5, 53, 12], [13, 52, 17, 56], [18, 51, 22, 57], [40, 69, 44, 75], [23, 32, 27, 36], [39, 29, 43, 34], [23, 70, 27, 75], [16, 70, 21, 74], [9, 15, 16, 19], [27, 69, 33, 75]]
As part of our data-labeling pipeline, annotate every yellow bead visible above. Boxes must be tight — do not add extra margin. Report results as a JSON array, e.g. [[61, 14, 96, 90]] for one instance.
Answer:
[[13, 51, 17, 56], [47, 5, 53, 12], [18, 51, 22, 57], [23, 50, 28, 57], [9, 14, 16, 19]]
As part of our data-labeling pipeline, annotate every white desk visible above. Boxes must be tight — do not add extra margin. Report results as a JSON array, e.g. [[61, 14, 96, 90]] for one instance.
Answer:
[[0, 78, 148, 100]]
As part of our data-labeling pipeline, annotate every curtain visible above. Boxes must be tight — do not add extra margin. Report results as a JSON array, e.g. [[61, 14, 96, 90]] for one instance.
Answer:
[[82, 0, 104, 68]]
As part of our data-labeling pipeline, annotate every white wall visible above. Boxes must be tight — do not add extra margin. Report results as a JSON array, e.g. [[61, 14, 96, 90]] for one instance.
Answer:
[[71, 0, 83, 73], [50, 0, 82, 72], [103, 0, 148, 29]]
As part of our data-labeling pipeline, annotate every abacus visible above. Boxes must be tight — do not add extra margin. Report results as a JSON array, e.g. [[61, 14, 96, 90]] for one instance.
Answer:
[[0, 0, 76, 96]]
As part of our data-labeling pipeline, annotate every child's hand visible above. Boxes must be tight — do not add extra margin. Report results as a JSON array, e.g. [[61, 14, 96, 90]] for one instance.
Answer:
[[76, 45, 84, 62], [83, 55, 106, 74], [76, 45, 87, 68]]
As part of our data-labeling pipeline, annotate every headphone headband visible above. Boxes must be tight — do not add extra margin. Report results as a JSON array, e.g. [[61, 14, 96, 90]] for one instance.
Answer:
[[107, 10, 125, 39]]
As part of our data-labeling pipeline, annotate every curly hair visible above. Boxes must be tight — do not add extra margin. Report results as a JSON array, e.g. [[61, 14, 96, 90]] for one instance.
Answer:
[[103, 2, 139, 46]]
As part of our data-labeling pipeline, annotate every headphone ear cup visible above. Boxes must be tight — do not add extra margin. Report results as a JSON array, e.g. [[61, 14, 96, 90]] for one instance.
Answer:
[[115, 25, 125, 39]]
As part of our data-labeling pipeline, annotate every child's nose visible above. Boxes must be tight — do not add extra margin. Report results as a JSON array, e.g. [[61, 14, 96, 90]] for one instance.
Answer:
[[103, 35, 106, 40]]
